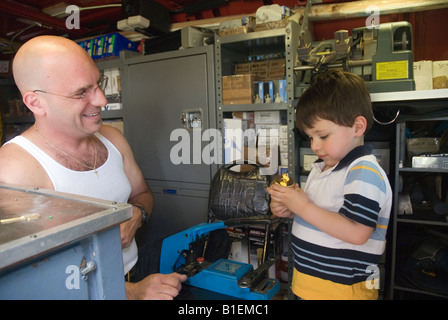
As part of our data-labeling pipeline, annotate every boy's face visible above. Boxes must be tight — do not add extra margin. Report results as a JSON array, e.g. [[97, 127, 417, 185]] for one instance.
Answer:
[[304, 118, 362, 169]]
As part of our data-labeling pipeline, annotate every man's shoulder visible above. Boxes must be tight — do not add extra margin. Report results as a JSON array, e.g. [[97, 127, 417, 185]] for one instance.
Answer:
[[99, 124, 131, 155], [0, 138, 49, 187]]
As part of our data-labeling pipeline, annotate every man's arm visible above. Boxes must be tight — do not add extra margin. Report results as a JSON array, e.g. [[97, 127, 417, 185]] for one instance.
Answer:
[[100, 125, 154, 247]]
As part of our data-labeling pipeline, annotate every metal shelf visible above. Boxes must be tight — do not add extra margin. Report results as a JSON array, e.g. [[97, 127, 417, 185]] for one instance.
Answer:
[[214, 21, 299, 183], [388, 93, 448, 300], [219, 102, 288, 112]]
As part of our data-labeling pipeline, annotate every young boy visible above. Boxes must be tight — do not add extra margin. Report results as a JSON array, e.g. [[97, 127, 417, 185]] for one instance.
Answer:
[[268, 70, 392, 300]]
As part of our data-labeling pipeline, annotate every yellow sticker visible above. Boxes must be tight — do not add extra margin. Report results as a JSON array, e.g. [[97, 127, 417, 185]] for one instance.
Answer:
[[376, 60, 408, 80]]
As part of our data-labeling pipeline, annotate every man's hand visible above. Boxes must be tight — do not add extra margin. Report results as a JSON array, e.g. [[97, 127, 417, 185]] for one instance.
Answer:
[[126, 273, 188, 300]]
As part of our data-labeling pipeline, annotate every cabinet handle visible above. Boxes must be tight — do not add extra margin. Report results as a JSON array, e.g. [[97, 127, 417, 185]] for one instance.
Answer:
[[80, 261, 97, 280]]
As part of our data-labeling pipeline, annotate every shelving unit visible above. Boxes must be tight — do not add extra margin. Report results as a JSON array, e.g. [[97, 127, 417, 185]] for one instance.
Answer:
[[214, 20, 299, 181], [213, 21, 300, 300], [372, 90, 448, 299], [95, 52, 136, 123], [0, 77, 33, 142]]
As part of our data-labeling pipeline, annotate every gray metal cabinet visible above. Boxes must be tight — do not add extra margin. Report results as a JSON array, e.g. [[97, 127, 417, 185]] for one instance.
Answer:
[[121, 46, 217, 275]]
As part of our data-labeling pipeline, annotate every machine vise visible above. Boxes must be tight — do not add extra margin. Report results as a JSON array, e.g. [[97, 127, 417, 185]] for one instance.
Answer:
[[296, 21, 415, 93]]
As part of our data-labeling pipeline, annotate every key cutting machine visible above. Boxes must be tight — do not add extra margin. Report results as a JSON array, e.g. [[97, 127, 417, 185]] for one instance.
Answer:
[[159, 216, 281, 300], [295, 21, 415, 94]]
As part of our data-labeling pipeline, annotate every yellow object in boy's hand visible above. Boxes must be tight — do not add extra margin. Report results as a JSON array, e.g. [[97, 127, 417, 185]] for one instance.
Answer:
[[280, 173, 290, 186]]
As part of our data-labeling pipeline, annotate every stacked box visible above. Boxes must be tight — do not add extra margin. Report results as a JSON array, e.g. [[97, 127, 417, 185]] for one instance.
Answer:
[[77, 39, 94, 57], [222, 74, 254, 105], [103, 33, 138, 59], [270, 79, 287, 103], [102, 67, 122, 111], [254, 111, 285, 173], [268, 58, 285, 80], [77, 33, 137, 61], [234, 58, 285, 82], [413, 60, 448, 90], [93, 36, 105, 61]]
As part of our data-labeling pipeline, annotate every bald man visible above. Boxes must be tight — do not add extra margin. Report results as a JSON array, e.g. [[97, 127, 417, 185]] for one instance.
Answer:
[[0, 35, 186, 300]]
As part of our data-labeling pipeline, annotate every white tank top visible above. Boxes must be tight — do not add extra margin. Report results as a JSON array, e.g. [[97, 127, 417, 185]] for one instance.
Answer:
[[7, 133, 138, 274]]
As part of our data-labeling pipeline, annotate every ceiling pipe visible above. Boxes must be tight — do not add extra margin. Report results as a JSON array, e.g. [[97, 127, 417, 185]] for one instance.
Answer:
[[0, 0, 89, 36]]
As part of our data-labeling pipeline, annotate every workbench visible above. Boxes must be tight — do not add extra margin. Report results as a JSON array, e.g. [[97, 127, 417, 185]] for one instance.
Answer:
[[0, 184, 132, 300]]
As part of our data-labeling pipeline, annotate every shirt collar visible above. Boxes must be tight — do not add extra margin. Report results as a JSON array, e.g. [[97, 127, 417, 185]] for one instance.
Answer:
[[314, 145, 373, 172]]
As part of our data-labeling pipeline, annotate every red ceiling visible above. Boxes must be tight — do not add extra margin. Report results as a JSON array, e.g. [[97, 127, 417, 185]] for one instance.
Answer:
[[0, 0, 306, 45]]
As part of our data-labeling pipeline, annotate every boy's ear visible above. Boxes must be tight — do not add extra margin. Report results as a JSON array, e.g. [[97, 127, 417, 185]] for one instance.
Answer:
[[22, 91, 46, 117], [353, 116, 367, 137]]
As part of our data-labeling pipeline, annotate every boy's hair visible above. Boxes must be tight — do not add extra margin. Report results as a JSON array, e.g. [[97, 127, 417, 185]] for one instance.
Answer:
[[295, 70, 374, 133]]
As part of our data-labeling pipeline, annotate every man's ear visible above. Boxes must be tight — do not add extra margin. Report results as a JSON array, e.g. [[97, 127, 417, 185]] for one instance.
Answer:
[[353, 115, 367, 137], [22, 91, 46, 116]]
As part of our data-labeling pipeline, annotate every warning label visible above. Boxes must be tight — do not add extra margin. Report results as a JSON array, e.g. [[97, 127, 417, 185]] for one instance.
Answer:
[[376, 60, 409, 80]]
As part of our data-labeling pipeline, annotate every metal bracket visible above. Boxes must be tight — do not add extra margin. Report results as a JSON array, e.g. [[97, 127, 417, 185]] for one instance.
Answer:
[[80, 258, 97, 281], [181, 108, 203, 130]]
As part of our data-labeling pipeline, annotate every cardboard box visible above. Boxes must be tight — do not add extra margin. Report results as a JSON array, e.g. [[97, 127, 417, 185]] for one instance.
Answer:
[[406, 137, 440, 160], [252, 60, 268, 71], [279, 125, 288, 139], [234, 62, 252, 74], [222, 74, 254, 105], [279, 138, 288, 153], [92, 36, 105, 60], [254, 111, 280, 124], [268, 68, 285, 80], [433, 60, 448, 89], [218, 25, 253, 36], [254, 19, 289, 32], [280, 152, 288, 166], [268, 58, 286, 70], [77, 39, 94, 57], [413, 61, 433, 90], [251, 60, 269, 81]]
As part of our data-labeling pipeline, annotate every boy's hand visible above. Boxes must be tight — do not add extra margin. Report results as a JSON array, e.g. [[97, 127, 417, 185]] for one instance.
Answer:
[[270, 199, 294, 218], [267, 183, 311, 216]]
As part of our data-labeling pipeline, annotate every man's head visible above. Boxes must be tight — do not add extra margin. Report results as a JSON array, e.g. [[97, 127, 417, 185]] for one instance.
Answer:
[[13, 36, 106, 136], [13, 35, 96, 96]]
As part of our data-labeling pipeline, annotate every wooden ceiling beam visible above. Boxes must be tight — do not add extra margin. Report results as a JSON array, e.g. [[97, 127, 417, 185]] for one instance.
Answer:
[[170, 0, 448, 29]]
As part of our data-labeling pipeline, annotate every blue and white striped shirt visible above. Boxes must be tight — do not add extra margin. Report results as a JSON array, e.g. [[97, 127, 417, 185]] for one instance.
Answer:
[[291, 145, 392, 299]]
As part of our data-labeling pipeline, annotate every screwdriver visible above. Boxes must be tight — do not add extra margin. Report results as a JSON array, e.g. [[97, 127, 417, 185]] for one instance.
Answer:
[[1, 213, 41, 224]]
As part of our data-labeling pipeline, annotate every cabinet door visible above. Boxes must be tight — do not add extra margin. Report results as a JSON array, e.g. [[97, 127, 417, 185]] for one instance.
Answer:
[[123, 49, 215, 184], [0, 227, 125, 300], [122, 48, 216, 278]]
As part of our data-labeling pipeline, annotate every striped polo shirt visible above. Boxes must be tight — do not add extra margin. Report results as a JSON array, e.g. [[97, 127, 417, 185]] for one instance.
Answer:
[[291, 145, 392, 300]]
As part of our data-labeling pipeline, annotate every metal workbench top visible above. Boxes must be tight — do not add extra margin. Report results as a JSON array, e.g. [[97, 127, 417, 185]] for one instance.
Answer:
[[0, 183, 132, 271]]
